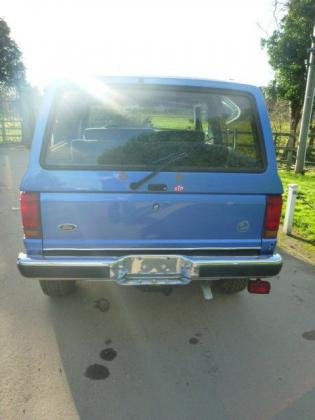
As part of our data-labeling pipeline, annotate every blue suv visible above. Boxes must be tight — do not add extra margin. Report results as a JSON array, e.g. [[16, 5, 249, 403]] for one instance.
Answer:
[[17, 77, 283, 298]]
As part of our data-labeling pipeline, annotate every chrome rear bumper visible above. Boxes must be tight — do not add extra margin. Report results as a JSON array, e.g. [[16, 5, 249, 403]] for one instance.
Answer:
[[17, 252, 282, 285]]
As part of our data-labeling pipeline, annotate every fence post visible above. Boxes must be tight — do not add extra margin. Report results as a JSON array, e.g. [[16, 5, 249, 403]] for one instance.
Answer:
[[283, 184, 298, 235], [286, 134, 295, 169]]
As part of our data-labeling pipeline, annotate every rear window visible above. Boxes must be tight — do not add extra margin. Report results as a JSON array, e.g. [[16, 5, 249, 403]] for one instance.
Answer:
[[43, 84, 265, 172]]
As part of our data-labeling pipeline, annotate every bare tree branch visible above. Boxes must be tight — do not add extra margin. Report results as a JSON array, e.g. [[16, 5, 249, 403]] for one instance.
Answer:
[[272, 0, 288, 29], [256, 22, 269, 37]]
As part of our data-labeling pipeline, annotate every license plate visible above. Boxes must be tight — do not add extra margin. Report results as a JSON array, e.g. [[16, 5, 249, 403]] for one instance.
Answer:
[[110, 255, 192, 285]]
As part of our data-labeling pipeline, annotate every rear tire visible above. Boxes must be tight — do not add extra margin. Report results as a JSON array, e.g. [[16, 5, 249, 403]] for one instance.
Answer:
[[39, 280, 77, 297], [215, 278, 248, 294]]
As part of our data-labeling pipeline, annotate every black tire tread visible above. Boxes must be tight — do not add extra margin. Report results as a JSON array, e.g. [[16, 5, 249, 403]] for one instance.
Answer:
[[39, 280, 76, 297], [216, 278, 248, 294]]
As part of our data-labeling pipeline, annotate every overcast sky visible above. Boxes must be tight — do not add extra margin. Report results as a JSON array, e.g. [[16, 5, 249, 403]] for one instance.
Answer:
[[2, 0, 278, 88]]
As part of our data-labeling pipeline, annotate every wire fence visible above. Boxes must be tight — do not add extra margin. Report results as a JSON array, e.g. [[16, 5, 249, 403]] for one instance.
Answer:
[[274, 132, 315, 169], [0, 98, 22, 143]]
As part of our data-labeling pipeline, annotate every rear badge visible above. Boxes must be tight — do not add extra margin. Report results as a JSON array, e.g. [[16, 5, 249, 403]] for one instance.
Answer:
[[237, 220, 250, 233], [58, 223, 77, 231], [174, 185, 184, 192]]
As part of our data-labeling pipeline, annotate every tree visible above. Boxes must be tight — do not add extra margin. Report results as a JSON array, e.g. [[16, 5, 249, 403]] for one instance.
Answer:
[[262, 0, 315, 138], [0, 18, 37, 145], [0, 18, 25, 91]]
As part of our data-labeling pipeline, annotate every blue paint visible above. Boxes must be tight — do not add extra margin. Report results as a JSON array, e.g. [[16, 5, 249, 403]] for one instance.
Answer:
[[23, 239, 43, 256], [20, 77, 282, 256], [40, 192, 265, 250]]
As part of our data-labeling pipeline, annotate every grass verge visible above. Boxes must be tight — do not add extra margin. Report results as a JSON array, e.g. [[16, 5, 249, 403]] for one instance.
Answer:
[[279, 170, 315, 245]]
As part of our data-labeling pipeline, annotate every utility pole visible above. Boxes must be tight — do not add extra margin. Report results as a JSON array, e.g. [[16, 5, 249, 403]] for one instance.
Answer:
[[295, 26, 315, 174]]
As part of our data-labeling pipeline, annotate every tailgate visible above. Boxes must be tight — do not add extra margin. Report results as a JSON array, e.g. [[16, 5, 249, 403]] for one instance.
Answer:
[[40, 192, 265, 250]]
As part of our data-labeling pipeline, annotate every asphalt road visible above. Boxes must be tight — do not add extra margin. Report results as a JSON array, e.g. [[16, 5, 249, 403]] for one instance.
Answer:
[[1, 145, 315, 420]]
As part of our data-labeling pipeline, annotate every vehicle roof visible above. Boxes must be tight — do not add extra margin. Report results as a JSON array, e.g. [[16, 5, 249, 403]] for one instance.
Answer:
[[50, 76, 262, 96]]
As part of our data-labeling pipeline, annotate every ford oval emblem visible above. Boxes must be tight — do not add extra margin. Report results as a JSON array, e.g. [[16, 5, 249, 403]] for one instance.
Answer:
[[58, 223, 77, 231]]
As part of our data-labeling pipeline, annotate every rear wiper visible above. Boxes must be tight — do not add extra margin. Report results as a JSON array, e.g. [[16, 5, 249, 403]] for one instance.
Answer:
[[129, 152, 187, 190]]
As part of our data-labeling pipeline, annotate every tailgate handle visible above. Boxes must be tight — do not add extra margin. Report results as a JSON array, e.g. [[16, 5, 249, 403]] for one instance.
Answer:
[[148, 184, 167, 192]]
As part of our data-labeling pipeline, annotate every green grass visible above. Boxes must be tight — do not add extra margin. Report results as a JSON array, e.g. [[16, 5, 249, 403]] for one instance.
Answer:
[[150, 114, 193, 130], [271, 121, 291, 133], [279, 170, 315, 244]]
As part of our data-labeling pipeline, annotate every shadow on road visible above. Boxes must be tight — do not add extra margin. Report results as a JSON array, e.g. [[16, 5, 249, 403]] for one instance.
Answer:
[[48, 282, 246, 420]]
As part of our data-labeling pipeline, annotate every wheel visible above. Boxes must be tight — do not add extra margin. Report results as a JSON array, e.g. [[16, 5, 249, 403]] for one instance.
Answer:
[[215, 278, 248, 294], [39, 280, 77, 297]]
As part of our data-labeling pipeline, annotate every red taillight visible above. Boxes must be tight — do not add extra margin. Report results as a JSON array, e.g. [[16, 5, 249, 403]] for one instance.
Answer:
[[20, 192, 42, 239], [247, 279, 271, 294], [263, 195, 282, 239]]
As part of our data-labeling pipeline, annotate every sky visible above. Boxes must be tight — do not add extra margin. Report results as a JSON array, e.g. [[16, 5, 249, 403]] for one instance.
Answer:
[[1, 0, 279, 89]]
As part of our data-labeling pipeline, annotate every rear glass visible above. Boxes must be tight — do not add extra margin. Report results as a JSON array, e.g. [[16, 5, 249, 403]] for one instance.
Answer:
[[43, 85, 265, 172]]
